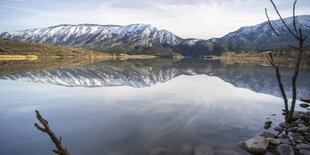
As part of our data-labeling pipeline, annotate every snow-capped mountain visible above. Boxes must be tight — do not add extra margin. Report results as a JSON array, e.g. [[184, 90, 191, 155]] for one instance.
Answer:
[[0, 23, 183, 48], [219, 15, 310, 50], [1, 15, 310, 56]]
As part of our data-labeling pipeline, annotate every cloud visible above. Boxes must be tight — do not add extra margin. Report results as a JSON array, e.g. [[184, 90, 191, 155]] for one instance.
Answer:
[[0, 0, 309, 39]]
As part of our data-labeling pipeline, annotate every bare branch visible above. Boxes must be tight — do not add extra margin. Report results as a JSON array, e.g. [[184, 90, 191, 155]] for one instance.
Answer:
[[34, 110, 69, 155], [288, 27, 304, 121], [292, 0, 298, 37], [266, 52, 289, 118], [265, 8, 280, 37], [265, 8, 299, 49], [269, 0, 299, 40], [34, 123, 47, 132], [266, 52, 276, 67]]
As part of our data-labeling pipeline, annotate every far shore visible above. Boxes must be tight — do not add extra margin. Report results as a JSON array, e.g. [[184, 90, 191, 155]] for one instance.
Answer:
[[0, 54, 159, 61], [211, 55, 310, 62], [0, 55, 38, 61]]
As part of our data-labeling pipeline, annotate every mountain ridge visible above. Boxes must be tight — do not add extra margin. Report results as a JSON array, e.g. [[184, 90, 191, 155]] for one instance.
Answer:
[[1, 15, 310, 56]]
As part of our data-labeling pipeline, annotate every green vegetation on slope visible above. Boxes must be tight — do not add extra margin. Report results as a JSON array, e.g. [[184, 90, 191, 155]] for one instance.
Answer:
[[0, 39, 113, 58]]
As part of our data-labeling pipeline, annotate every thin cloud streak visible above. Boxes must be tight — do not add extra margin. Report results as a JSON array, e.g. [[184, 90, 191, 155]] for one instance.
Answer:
[[0, 0, 309, 39]]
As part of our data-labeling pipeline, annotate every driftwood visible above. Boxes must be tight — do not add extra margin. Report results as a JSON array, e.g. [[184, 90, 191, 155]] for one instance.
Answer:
[[34, 110, 69, 155]]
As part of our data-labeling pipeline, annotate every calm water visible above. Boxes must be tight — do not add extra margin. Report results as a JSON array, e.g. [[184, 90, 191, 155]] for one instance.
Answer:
[[0, 59, 309, 155]]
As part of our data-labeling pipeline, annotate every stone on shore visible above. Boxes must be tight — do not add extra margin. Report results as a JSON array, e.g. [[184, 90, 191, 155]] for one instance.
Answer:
[[180, 145, 194, 155], [299, 149, 310, 155], [258, 131, 275, 138], [194, 145, 214, 155], [277, 144, 295, 155], [214, 150, 242, 155], [300, 103, 309, 108], [150, 148, 176, 155], [278, 138, 290, 145], [275, 127, 284, 132], [264, 121, 272, 129], [297, 144, 310, 150], [268, 138, 281, 146], [239, 136, 269, 154]]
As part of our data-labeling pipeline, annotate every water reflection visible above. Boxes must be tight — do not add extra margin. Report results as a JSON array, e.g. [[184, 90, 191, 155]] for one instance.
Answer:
[[0, 59, 309, 155], [0, 59, 309, 98], [0, 75, 284, 155]]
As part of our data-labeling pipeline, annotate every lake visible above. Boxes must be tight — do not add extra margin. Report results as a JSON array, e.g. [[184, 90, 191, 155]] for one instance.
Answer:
[[0, 58, 309, 155]]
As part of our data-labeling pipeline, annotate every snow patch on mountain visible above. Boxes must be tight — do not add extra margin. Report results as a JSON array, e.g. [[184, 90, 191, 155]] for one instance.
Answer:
[[0, 67, 181, 88], [0, 23, 184, 47]]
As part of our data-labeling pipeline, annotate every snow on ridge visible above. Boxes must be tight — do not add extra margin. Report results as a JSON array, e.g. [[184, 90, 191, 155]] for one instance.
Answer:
[[0, 67, 181, 88], [0, 23, 185, 46], [223, 15, 310, 41]]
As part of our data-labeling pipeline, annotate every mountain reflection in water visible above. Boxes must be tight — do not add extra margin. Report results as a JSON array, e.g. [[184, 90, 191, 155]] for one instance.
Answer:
[[0, 59, 309, 155], [0, 59, 309, 98]]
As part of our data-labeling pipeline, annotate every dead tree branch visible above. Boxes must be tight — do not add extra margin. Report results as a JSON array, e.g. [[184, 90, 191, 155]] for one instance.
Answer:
[[265, 0, 308, 122], [288, 28, 306, 121], [34, 110, 69, 155], [265, 8, 299, 50], [292, 0, 298, 36], [266, 52, 289, 119], [269, 0, 299, 40]]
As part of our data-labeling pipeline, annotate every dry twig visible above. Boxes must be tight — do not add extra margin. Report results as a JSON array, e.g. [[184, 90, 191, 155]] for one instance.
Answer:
[[34, 110, 69, 155]]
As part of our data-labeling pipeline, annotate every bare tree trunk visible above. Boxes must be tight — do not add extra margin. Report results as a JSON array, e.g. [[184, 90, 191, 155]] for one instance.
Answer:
[[267, 52, 289, 121], [265, 0, 307, 122], [288, 29, 304, 122]]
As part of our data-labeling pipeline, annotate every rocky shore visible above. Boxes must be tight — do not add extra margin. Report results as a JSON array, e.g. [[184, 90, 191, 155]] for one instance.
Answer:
[[240, 103, 310, 155], [147, 144, 243, 155]]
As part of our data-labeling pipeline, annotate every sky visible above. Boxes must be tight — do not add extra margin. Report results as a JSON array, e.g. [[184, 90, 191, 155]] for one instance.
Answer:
[[1, 0, 310, 39]]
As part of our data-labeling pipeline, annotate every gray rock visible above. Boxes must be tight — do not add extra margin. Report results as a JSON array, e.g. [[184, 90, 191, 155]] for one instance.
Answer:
[[301, 114, 310, 121], [150, 148, 176, 155], [268, 138, 281, 146], [278, 138, 291, 145], [214, 150, 242, 155], [280, 122, 288, 128], [292, 112, 303, 120], [288, 128, 296, 132], [277, 144, 295, 155], [180, 145, 194, 155], [194, 145, 214, 155], [275, 127, 284, 132], [304, 135, 310, 142], [259, 131, 275, 138], [295, 119, 304, 124], [300, 103, 310, 108], [298, 124, 306, 128], [297, 144, 310, 150], [298, 127, 310, 133], [264, 121, 272, 129], [292, 134, 305, 143], [299, 149, 310, 155], [279, 134, 290, 139], [239, 136, 269, 154]]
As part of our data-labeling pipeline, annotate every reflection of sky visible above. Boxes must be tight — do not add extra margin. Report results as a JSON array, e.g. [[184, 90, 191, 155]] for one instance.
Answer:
[[0, 75, 285, 155]]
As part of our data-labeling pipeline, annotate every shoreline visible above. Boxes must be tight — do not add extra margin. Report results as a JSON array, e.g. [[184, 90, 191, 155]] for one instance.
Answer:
[[0, 54, 159, 61], [0, 55, 38, 61]]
